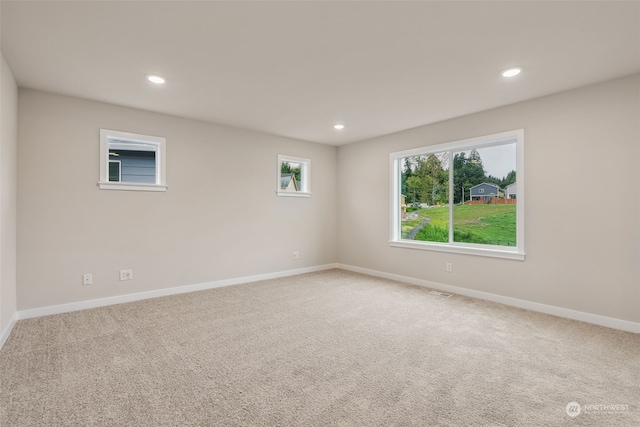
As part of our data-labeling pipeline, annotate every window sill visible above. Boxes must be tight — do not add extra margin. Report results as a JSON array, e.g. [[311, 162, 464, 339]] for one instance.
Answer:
[[98, 182, 168, 192], [389, 240, 525, 261], [276, 191, 311, 198]]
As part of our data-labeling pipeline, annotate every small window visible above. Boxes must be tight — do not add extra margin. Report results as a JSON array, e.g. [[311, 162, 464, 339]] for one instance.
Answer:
[[99, 129, 167, 192], [277, 155, 310, 197]]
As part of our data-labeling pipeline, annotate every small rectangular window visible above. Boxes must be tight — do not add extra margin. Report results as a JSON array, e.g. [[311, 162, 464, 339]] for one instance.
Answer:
[[277, 155, 310, 197], [99, 129, 167, 192]]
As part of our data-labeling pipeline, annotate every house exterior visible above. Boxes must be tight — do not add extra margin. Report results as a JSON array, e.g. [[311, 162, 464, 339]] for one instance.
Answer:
[[280, 173, 299, 191], [505, 182, 517, 199], [469, 182, 500, 201], [108, 149, 156, 184]]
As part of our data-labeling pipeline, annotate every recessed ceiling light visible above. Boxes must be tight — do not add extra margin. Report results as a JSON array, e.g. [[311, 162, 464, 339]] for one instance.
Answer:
[[146, 74, 166, 84], [334, 124, 345, 130], [501, 67, 522, 78]]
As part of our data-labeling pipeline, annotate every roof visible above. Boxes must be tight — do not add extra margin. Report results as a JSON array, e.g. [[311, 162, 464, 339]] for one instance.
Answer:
[[280, 174, 298, 190], [470, 182, 500, 190]]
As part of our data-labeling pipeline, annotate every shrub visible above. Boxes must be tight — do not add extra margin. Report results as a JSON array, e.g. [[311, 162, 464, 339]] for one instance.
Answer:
[[415, 224, 448, 243]]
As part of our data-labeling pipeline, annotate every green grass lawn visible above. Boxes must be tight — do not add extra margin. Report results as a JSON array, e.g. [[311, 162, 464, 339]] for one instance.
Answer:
[[403, 204, 516, 246]]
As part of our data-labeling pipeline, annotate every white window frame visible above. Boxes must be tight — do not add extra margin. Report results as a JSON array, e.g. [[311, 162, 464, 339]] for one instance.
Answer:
[[390, 129, 525, 260], [99, 129, 167, 192], [277, 154, 311, 198]]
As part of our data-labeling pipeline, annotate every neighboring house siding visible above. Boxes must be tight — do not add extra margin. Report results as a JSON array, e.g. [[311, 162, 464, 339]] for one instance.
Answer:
[[111, 150, 156, 184], [470, 183, 500, 200], [505, 182, 517, 199]]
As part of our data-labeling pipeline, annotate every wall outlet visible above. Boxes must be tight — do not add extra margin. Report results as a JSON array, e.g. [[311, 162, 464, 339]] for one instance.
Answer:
[[119, 269, 133, 281], [446, 262, 453, 273], [82, 273, 92, 286], [292, 251, 300, 260]]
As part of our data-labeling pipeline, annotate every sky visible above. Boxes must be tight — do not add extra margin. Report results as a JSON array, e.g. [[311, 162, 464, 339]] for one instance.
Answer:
[[473, 144, 516, 179], [406, 142, 517, 180]]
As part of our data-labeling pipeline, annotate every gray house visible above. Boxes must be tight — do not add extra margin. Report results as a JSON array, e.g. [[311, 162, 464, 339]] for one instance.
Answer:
[[108, 149, 157, 184], [505, 182, 517, 199], [280, 173, 299, 191], [469, 182, 500, 201]]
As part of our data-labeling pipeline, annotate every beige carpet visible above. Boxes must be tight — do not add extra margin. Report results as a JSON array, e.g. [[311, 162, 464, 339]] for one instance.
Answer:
[[1, 269, 638, 426]]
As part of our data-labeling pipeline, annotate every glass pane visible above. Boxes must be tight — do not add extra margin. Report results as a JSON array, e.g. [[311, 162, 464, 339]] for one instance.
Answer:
[[280, 161, 302, 192], [108, 161, 120, 182], [400, 152, 449, 242], [453, 144, 517, 246], [108, 149, 156, 184]]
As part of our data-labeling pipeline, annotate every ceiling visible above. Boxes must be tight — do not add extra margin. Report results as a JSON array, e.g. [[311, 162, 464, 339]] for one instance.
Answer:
[[2, 1, 639, 146]]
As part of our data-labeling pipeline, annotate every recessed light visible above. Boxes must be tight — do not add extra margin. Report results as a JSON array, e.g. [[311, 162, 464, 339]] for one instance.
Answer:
[[501, 67, 522, 78], [334, 124, 345, 130], [146, 74, 166, 84]]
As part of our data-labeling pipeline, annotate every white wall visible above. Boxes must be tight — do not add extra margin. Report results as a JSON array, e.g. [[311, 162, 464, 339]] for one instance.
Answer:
[[338, 74, 640, 324], [17, 90, 338, 310], [0, 52, 19, 337], [12, 75, 640, 330]]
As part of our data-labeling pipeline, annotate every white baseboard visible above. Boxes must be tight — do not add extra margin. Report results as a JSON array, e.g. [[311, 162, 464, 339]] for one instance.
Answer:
[[0, 311, 18, 350], [338, 263, 640, 334], [17, 263, 338, 321], [9, 262, 638, 342]]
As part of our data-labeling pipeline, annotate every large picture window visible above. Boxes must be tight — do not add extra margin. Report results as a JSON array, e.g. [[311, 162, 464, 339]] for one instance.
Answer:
[[390, 130, 524, 260]]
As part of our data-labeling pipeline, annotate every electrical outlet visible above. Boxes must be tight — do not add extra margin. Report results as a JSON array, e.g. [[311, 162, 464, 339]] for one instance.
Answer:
[[446, 262, 453, 273], [119, 269, 133, 281], [82, 273, 92, 286], [292, 251, 300, 260]]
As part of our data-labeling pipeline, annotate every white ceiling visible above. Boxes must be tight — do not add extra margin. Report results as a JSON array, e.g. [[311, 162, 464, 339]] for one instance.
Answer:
[[2, 1, 639, 146]]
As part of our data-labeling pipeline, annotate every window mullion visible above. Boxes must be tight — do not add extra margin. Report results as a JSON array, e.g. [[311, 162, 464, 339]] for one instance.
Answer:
[[448, 150, 454, 244]]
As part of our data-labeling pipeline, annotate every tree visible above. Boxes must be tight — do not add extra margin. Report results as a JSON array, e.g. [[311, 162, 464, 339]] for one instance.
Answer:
[[405, 154, 447, 205], [406, 176, 423, 204], [280, 161, 301, 182], [453, 150, 486, 203], [502, 170, 516, 187], [423, 154, 445, 205], [401, 158, 414, 200]]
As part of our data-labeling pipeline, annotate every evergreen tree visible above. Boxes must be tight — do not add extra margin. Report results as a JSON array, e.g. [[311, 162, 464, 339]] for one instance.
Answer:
[[453, 150, 486, 203], [401, 158, 414, 200], [280, 161, 301, 182], [502, 170, 516, 186]]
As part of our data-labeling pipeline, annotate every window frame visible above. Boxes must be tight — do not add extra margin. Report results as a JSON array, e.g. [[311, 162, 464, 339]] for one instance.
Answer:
[[99, 129, 167, 192], [390, 129, 525, 260], [277, 154, 311, 198]]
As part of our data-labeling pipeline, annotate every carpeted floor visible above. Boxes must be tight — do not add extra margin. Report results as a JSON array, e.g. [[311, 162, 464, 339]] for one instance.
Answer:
[[1, 269, 638, 426]]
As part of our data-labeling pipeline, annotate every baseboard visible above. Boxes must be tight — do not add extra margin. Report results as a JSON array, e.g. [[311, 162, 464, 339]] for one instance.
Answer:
[[17, 263, 339, 321], [12, 262, 638, 337], [337, 264, 640, 334], [0, 311, 18, 350]]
